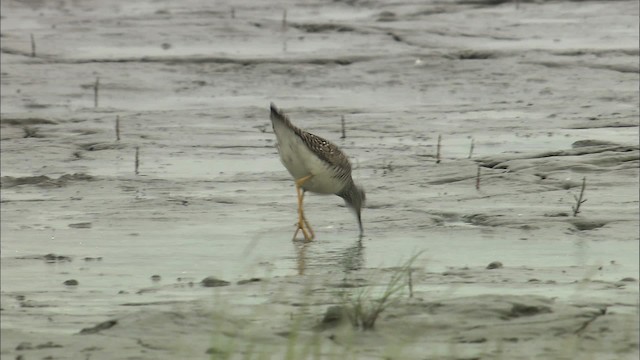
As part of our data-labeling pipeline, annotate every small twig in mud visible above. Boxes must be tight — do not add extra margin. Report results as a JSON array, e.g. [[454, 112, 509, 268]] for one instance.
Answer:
[[30, 33, 36, 57], [468, 137, 475, 159], [94, 77, 100, 108], [135, 146, 140, 175], [476, 165, 481, 190], [282, 9, 288, 31], [436, 134, 442, 164], [115, 115, 121, 141], [571, 177, 587, 216], [575, 307, 606, 335], [340, 115, 346, 139], [230, 7, 235, 19], [281, 9, 288, 52]]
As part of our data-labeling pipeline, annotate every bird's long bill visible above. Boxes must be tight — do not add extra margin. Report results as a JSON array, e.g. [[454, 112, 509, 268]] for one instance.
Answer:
[[357, 211, 363, 236]]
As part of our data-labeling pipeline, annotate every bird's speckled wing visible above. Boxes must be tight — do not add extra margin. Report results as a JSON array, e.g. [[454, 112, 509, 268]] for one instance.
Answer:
[[270, 103, 352, 174]]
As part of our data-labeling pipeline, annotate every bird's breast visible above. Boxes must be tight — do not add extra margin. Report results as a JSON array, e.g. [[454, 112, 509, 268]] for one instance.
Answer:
[[273, 123, 345, 195]]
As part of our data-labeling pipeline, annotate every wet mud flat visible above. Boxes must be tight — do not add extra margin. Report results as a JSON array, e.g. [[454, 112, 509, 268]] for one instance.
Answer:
[[1, 0, 639, 359]]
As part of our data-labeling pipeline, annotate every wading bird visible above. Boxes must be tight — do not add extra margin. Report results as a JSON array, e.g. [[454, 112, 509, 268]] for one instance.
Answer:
[[269, 103, 365, 241]]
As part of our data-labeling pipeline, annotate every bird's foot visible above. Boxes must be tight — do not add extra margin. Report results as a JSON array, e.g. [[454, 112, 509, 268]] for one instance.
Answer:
[[293, 216, 315, 242]]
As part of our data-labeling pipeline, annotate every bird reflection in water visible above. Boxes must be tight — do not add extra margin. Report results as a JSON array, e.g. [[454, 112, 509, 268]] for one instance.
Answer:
[[339, 236, 365, 272], [295, 236, 365, 275]]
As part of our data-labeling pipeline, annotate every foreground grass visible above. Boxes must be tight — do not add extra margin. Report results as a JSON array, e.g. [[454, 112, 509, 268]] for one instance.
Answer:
[[339, 252, 422, 331], [208, 253, 423, 360]]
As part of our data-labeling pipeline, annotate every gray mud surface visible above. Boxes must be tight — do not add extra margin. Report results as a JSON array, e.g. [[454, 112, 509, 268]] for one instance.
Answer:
[[1, 0, 639, 359]]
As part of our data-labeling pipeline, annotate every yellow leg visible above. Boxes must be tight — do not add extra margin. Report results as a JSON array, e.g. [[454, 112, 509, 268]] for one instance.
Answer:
[[292, 175, 315, 242], [300, 191, 315, 240]]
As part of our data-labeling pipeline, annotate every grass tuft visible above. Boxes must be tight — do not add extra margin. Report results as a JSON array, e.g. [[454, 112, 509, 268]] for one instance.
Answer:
[[340, 252, 422, 330]]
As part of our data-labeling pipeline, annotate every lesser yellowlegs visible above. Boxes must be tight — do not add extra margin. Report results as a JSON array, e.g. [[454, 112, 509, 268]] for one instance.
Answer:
[[269, 103, 365, 241]]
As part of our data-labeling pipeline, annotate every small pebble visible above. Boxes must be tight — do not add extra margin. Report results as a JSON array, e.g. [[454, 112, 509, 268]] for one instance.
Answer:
[[237, 278, 261, 285], [35, 341, 63, 349], [486, 261, 503, 270], [43, 254, 72, 262], [63, 279, 79, 286], [16, 342, 32, 350], [201, 276, 230, 287], [151, 275, 161, 282], [320, 306, 348, 327], [206, 347, 226, 355]]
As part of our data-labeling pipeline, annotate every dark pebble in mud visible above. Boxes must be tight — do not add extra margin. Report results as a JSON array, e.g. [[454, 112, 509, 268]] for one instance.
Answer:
[[79, 319, 118, 334], [68, 222, 92, 229], [63, 279, 79, 286], [456, 336, 487, 343], [16, 342, 32, 350], [16, 341, 62, 350], [544, 212, 569, 217], [508, 304, 552, 318], [486, 261, 503, 269], [151, 275, 161, 282], [18, 253, 73, 263], [83, 257, 102, 261], [619, 277, 637, 282], [572, 139, 618, 148], [201, 276, 230, 287], [316, 305, 349, 330], [237, 278, 261, 285], [570, 219, 608, 231], [206, 347, 227, 355], [37, 341, 63, 349]]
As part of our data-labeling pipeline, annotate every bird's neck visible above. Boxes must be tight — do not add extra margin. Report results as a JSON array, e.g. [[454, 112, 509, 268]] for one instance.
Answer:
[[337, 180, 356, 200]]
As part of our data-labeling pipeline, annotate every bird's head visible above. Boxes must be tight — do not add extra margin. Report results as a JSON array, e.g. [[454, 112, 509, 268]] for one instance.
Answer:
[[341, 184, 366, 236]]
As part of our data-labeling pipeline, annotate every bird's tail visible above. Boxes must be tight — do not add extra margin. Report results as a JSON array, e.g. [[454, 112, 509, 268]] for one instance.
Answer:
[[270, 103, 290, 125]]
